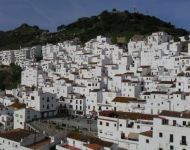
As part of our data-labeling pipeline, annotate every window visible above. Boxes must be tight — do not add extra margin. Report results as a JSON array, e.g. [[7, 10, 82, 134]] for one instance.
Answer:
[[31, 96, 34, 100], [146, 139, 149, 143], [170, 146, 174, 150], [120, 124, 122, 127], [170, 134, 173, 143], [172, 120, 177, 126], [106, 122, 109, 126], [159, 132, 163, 138], [99, 121, 102, 125], [114, 107, 116, 111], [183, 121, 186, 126], [181, 136, 187, 145]]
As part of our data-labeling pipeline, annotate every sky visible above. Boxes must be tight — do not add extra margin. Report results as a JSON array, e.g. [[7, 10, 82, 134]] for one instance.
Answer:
[[0, 0, 189, 31]]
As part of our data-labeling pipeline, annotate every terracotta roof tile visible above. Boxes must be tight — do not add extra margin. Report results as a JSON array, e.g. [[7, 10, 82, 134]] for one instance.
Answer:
[[99, 111, 157, 121], [140, 131, 153, 137], [8, 102, 26, 109], [84, 143, 102, 150], [27, 137, 51, 149], [160, 110, 190, 119], [67, 132, 113, 148], [112, 97, 145, 103], [0, 129, 33, 142]]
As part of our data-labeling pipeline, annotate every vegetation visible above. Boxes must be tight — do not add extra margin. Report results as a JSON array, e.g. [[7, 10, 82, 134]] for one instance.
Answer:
[[0, 23, 51, 50], [57, 10, 189, 44], [0, 64, 22, 90], [0, 10, 189, 50]]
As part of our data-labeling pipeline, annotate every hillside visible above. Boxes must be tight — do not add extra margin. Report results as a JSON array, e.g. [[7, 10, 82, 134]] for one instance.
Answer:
[[58, 10, 189, 43], [0, 23, 55, 50], [0, 10, 189, 50]]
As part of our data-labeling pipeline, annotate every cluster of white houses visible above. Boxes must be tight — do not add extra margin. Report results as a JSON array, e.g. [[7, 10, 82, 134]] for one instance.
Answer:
[[0, 32, 190, 149]]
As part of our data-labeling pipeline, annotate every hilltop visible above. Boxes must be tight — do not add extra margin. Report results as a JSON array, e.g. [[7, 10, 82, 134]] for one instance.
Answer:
[[0, 10, 189, 50], [57, 10, 189, 43]]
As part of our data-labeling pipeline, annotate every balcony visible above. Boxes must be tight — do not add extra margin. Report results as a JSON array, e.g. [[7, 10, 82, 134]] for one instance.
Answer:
[[180, 141, 187, 146]]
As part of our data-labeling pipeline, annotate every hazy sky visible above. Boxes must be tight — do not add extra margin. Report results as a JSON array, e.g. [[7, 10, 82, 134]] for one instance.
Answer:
[[0, 0, 189, 31]]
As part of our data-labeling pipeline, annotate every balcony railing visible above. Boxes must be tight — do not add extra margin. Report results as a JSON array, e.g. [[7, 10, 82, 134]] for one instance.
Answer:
[[180, 141, 187, 146]]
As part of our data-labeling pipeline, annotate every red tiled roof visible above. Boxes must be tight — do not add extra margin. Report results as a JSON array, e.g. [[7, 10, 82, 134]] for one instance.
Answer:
[[0, 129, 33, 142], [63, 144, 80, 150], [99, 111, 157, 121], [140, 131, 153, 137], [67, 132, 113, 148], [27, 137, 51, 149], [84, 143, 102, 150], [160, 110, 190, 119], [112, 97, 145, 103], [8, 102, 26, 109]]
